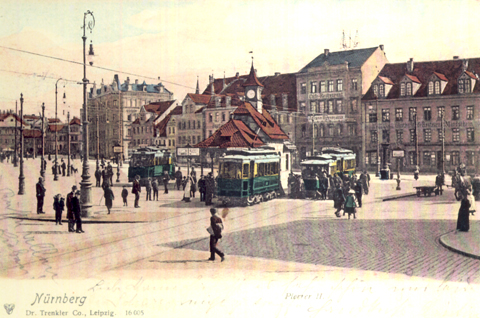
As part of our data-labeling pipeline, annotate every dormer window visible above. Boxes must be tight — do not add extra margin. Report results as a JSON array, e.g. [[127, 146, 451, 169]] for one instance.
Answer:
[[379, 84, 385, 97], [400, 83, 405, 96], [406, 83, 412, 96], [428, 81, 442, 95], [458, 79, 471, 94]]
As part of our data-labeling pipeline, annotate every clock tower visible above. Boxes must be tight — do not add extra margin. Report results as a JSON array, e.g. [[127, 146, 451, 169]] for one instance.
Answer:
[[243, 61, 264, 113]]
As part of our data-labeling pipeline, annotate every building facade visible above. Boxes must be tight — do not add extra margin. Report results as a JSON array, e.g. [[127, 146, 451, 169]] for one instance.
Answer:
[[295, 46, 388, 165], [88, 75, 173, 160], [362, 57, 480, 174]]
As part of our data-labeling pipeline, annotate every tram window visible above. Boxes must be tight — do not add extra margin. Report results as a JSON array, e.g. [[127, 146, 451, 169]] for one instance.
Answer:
[[243, 164, 249, 178], [219, 163, 224, 176], [258, 163, 265, 176]]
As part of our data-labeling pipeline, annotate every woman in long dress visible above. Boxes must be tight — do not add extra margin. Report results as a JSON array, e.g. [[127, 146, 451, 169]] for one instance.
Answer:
[[183, 176, 192, 202], [456, 192, 471, 232]]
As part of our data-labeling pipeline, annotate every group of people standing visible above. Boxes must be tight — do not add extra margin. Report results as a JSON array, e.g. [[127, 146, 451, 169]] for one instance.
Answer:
[[174, 167, 216, 205], [94, 162, 114, 188]]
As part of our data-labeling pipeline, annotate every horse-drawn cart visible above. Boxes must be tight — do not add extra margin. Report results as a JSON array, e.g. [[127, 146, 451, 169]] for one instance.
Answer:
[[414, 186, 437, 197]]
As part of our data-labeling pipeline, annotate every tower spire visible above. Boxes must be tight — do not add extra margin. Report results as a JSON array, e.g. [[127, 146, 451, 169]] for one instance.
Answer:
[[195, 76, 199, 94]]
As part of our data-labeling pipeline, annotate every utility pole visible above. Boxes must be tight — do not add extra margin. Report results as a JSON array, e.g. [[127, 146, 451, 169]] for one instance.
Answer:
[[18, 94, 25, 195], [14, 101, 18, 167], [40, 103, 45, 179], [414, 112, 418, 166]]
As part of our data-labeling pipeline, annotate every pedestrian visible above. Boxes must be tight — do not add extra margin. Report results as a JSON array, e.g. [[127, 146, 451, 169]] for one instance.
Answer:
[[36, 177, 46, 214], [107, 162, 113, 185], [152, 178, 159, 201], [163, 171, 169, 194], [51, 163, 56, 176], [175, 167, 183, 190], [183, 175, 192, 202], [132, 175, 141, 208], [182, 176, 187, 190], [61, 159, 66, 177], [360, 171, 369, 195], [190, 175, 197, 198], [146, 177, 152, 201], [333, 185, 345, 218], [66, 186, 76, 232], [103, 183, 115, 214], [354, 181, 363, 208], [344, 189, 358, 219], [207, 208, 225, 262], [191, 167, 197, 184], [456, 190, 471, 232], [205, 173, 214, 206], [198, 175, 206, 202], [101, 168, 106, 186], [95, 168, 101, 187], [72, 190, 84, 233], [53, 194, 65, 225], [121, 186, 128, 206]]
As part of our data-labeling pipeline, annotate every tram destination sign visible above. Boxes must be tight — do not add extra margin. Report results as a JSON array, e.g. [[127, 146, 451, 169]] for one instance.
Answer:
[[308, 114, 346, 123], [177, 147, 200, 157], [392, 150, 405, 158]]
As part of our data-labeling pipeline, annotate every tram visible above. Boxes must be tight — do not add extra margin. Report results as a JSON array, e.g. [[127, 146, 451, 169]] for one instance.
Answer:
[[217, 147, 281, 206], [128, 147, 175, 185], [300, 147, 356, 197]]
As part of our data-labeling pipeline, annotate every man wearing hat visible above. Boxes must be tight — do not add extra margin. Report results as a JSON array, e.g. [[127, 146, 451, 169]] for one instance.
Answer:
[[208, 208, 225, 262], [132, 175, 141, 208], [72, 190, 84, 233], [36, 177, 46, 214], [66, 185, 77, 232]]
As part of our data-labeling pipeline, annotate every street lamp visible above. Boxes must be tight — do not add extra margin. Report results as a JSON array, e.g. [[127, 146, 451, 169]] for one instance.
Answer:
[[14, 100, 18, 167], [18, 94, 25, 195], [67, 111, 71, 176], [80, 10, 95, 218], [54, 78, 65, 181], [40, 103, 45, 179]]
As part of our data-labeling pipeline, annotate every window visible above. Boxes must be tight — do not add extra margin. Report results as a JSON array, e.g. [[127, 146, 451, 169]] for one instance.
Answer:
[[451, 151, 460, 165], [467, 106, 474, 120], [328, 80, 334, 92], [379, 84, 385, 97], [369, 112, 377, 123], [394, 108, 403, 122], [320, 124, 325, 137], [458, 79, 471, 94], [320, 81, 326, 93], [318, 101, 325, 113], [371, 130, 378, 143], [409, 107, 417, 121], [209, 114, 213, 122], [327, 100, 334, 114], [423, 151, 432, 166], [435, 81, 441, 95], [348, 124, 355, 136], [467, 151, 475, 166], [428, 82, 433, 95], [424, 129, 432, 143], [382, 130, 390, 143], [410, 129, 416, 143], [396, 130, 403, 143], [215, 112, 219, 122], [452, 128, 460, 142], [437, 129, 444, 142], [337, 79, 343, 91], [437, 106, 445, 120], [373, 85, 378, 96], [328, 125, 334, 136], [188, 121, 191, 129], [467, 128, 475, 142], [222, 112, 226, 121], [336, 124, 343, 136], [300, 102, 306, 112], [424, 107, 432, 121], [452, 106, 460, 120], [310, 81, 317, 93], [406, 83, 412, 96], [310, 101, 316, 113], [351, 78, 358, 91], [382, 109, 390, 122], [336, 100, 343, 113], [301, 83, 306, 94], [409, 151, 416, 165], [209, 130, 213, 137], [350, 99, 357, 112], [400, 83, 405, 96]]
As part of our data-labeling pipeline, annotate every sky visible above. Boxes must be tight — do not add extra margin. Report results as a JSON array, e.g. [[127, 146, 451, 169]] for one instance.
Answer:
[[1, 0, 480, 119]]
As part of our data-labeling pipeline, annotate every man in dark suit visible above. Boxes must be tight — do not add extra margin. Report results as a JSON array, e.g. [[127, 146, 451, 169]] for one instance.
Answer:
[[132, 175, 141, 208], [36, 177, 46, 214], [66, 185, 77, 232], [72, 190, 84, 233], [61, 159, 66, 177], [208, 208, 225, 262]]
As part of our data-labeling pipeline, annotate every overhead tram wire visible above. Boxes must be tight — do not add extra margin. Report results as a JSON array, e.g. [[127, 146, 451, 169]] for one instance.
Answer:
[[0, 44, 195, 90]]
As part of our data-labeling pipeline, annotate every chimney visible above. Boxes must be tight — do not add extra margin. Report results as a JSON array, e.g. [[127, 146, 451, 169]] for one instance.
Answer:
[[463, 59, 469, 71], [235, 72, 239, 78], [226, 96, 231, 107], [275, 72, 281, 76], [324, 49, 329, 57], [453, 56, 459, 60], [125, 77, 130, 91], [407, 58, 414, 73], [210, 75, 215, 95], [379, 44, 384, 51]]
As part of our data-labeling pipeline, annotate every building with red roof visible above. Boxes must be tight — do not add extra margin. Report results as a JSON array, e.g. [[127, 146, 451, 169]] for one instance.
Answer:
[[362, 57, 480, 173]]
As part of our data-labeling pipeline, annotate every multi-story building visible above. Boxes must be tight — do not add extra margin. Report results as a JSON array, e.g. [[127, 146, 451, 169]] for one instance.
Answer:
[[295, 45, 388, 164], [0, 112, 25, 152], [362, 57, 480, 174], [154, 105, 182, 152], [88, 75, 173, 160]]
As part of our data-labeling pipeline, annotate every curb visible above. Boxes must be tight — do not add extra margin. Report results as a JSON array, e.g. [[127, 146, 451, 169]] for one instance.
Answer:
[[381, 193, 417, 201], [9, 216, 150, 224], [438, 233, 480, 260]]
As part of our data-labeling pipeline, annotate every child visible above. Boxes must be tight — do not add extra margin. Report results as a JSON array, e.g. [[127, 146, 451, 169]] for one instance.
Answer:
[[53, 194, 65, 225], [121, 185, 128, 206], [344, 189, 358, 220]]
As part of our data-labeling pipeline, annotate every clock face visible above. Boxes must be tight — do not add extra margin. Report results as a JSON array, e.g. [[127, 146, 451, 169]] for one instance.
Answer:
[[246, 89, 256, 99]]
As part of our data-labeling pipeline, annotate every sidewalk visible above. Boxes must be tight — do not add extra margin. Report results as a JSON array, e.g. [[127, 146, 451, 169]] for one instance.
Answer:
[[439, 220, 480, 260]]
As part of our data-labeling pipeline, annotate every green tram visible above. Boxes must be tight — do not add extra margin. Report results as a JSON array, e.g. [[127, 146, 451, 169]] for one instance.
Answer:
[[301, 147, 356, 196], [128, 147, 175, 185], [217, 148, 281, 206]]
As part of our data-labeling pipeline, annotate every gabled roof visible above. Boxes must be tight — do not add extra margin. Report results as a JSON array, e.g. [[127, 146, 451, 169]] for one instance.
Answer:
[[144, 100, 176, 115], [378, 76, 394, 85], [363, 58, 480, 100], [206, 94, 243, 109], [242, 63, 264, 87], [48, 118, 61, 123], [202, 72, 298, 112], [0, 113, 26, 125], [48, 124, 65, 132], [23, 129, 42, 138], [154, 106, 182, 137], [405, 74, 421, 84], [187, 93, 211, 105], [70, 117, 81, 125], [233, 102, 289, 140], [299, 47, 379, 72], [194, 119, 264, 148]]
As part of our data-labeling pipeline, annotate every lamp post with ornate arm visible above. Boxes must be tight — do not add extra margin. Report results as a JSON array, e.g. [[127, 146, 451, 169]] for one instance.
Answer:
[[54, 78, 64, 181], [18, 94, 25, 195], [80, 10, 95, 217]]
